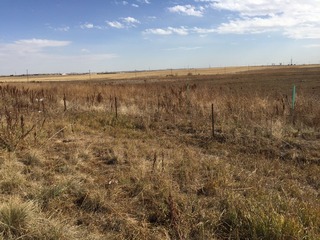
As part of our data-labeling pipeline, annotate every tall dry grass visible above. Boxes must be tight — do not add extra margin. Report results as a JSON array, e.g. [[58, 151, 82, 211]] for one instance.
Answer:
[[0, 67, 319, 239]]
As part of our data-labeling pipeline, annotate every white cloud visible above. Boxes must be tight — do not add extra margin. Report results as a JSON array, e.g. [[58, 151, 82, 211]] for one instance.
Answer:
[[132, 4, 139, 7], [107, 21, 124, 29], [144, 28, 172, 35], [137, 0, 150, 4], [55, 26, 70, 32], [143, 26, 215, 36], [216, 15, 297, 34], [14, 39, 70, 49], [168, 5, 204, 17], [81, 48, 91, 53], [147, 16, 157, 20], [192, 27, 215, 34], [122, 17, 140, 27], [80, 23, 103, 30], [0, 39, 71, 57], [143, 27, 188, 36], [81, 23, 94, 29], [211, 0, 286, 16], [115, 0, 130, 6], [47, 25, 70, 32], [108, 17, 140, 29], [169, 27, 189, 35], [284, 25, 320, 39], [210, 0, 320, 39]]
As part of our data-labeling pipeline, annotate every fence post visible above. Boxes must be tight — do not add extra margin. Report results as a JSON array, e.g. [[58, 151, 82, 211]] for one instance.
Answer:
[[115, 97, 118, 119], [20, 115, 25, 136], [211, 104, 215, 138], [63, 93, 67, 111], [292, 85, 296, 110], [186, 83, 191, 123], [292, 85, 296, 125]]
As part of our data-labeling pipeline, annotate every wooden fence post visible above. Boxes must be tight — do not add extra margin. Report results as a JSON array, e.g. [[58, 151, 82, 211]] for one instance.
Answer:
[[63, 93, 67, 112], [211, 103, 215, 138], [292, 85, 296, 125], [115, 97, 118, 119]]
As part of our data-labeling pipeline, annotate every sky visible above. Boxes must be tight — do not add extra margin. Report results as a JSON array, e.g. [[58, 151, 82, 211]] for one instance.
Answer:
[[0, 0, 320, 75]]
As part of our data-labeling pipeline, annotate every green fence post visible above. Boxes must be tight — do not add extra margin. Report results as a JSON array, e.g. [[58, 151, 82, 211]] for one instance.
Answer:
[[292, 85, 296, 110]]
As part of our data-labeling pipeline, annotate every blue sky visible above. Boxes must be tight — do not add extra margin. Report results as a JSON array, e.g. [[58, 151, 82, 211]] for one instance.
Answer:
[[0, 0, 319, 75]]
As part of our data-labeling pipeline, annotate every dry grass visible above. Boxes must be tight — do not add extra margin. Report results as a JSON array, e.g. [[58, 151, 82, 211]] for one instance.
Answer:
[[2, 64, 318, 83], [0, 66, 319, 239]]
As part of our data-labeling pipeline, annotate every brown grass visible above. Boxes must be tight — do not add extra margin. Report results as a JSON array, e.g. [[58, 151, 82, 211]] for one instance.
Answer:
[[0, 65, 319, 239]]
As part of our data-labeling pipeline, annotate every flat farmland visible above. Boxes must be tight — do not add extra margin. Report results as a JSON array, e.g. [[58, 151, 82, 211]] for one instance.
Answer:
[[2, 64, 318, 82], [0, 65, 261, 82], [0, 65, 319, 239]]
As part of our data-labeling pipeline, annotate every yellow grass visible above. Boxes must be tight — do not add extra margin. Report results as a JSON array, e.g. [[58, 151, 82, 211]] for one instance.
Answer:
[[2, 64, 319, 82]]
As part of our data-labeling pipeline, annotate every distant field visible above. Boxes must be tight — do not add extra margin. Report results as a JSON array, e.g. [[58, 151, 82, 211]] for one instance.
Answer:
[[2, 64, 319, 82]]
